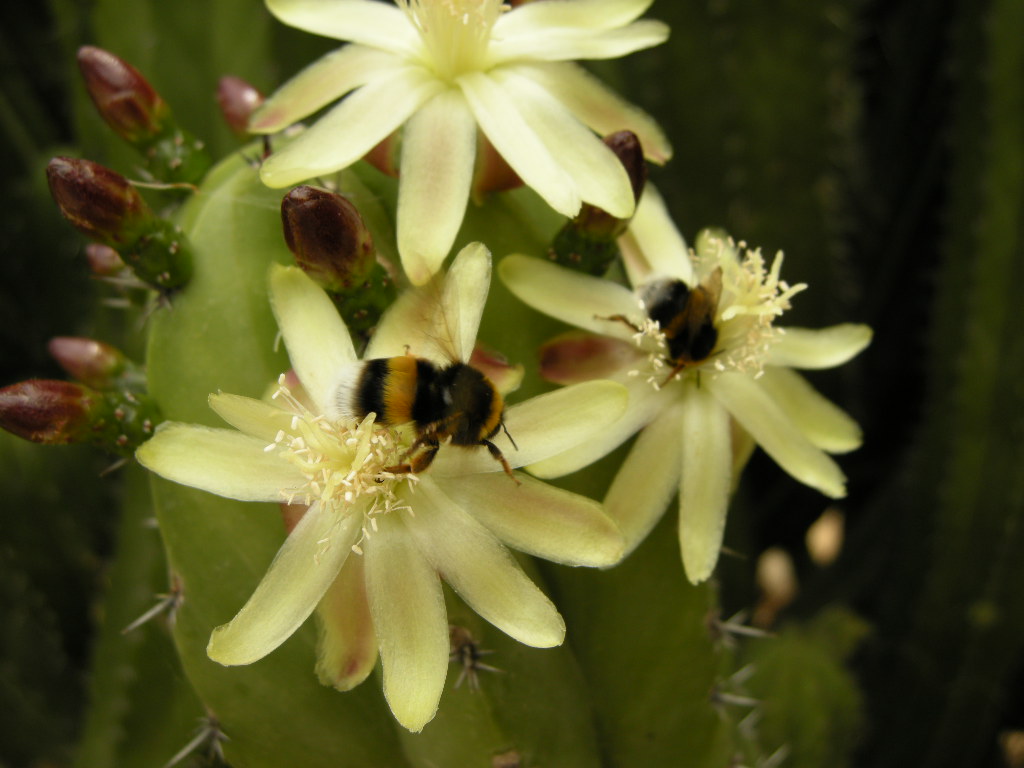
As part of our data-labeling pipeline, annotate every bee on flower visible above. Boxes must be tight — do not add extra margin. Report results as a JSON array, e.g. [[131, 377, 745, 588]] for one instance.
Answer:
[[500, 187, 872, 584], [249, 0, 672, 284], [136, 243, 627, 731]]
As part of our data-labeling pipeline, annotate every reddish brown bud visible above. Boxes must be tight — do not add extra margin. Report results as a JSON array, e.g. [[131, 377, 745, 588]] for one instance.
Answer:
[[218, 76, 265, 137], [85, 243, 127, 276], [281, 186, 376, 293], [472, 135, 523, 199], [0, 380, 96, 444], [574, 130, 646, 238], [77, 46, 170, 144], [48, 337, 129, 389], [363, 133, 400, 178], [47, 157, 150, 246]]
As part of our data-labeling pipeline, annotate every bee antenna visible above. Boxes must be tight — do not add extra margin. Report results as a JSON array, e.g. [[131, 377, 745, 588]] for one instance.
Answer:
[[501, 420, 518, 451]]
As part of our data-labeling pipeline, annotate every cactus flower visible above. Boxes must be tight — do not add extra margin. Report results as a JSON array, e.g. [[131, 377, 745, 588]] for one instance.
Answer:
[[251, 0, 672, 284], [137, 243, 626, 731], [501, 187, 872, 584]]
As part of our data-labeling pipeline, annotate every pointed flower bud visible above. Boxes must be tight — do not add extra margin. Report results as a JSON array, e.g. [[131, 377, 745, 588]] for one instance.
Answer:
[[0, 379, 160, 456], [76, 47, 211, 184], [48, 337, 139, 390], [77, 46, 170, 144], [548, 131, 647, 276], [217, 76, 265, 137], [47, 157, 193, 290], [281, 186, 395, 336], [85, 243, 126, 277], [0, 380, 96, 445], [47, 157, 149, 246]]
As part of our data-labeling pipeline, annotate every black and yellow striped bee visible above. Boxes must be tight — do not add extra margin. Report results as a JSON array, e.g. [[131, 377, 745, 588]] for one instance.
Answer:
[[607, 268, 723, 384], [333, 354, 514, 477]]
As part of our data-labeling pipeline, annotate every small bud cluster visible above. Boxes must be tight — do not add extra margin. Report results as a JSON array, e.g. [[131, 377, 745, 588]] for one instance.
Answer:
[[47, 157, 193, 292], [78, 46, 212, 184]]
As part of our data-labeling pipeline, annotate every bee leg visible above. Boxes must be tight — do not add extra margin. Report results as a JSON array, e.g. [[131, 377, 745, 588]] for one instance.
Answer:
[[482, 439, 520, 485], [595, 313, 643, 333], [660, 359, 688, 387], [385, 437, 440, 475]]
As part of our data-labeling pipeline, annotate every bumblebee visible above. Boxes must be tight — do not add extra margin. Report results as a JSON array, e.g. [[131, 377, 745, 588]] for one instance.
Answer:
[[332, 355, 516, 478], [608, 268, 723, 383]]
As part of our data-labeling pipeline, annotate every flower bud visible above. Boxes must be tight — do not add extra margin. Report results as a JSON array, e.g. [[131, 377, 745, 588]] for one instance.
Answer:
[[281, 186, 395, 337], [0, 379, 160, 456], [77, 46, 170, 144], [363, 133, 399, 178], [47, 157, 149, 246], [217, 76, 265, 137], [0, 380, 96, 445], [48, 337, 131, 389], [281, 186, 376, 291], [547, 130, 647, 275], [472, 136, 523, 198], [85, 243, 127, 276], [47, 157, 193, 291]]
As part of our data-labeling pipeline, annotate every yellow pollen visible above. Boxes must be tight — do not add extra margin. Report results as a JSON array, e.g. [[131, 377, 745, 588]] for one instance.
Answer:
[[398, 0, 506, 80], [268, 377, 414, 554]]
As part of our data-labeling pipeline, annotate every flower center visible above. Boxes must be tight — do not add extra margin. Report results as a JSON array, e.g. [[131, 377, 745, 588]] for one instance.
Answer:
[[398, 0, 505, 80], [626, 234, 806, 389], [269, 376, 415, 553]]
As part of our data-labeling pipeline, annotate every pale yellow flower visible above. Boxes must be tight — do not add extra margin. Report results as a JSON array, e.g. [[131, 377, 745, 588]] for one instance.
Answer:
[[137, 243, 626, 731], [251, 0, 671, 284], [501, 187, 871, 584]]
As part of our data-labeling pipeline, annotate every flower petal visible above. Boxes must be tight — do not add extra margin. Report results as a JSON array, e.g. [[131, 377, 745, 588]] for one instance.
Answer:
[[526, 377, 664, 478], [442, 242, 492, 362], [756, 367, 863, 453], [409, 480, 565, 648], [314, 550, 378, 691], [458, 71, 581, 217], [602, 400, 684, 553], [363, 513, 448, 732], [540, 331, 645, 385], [431, 379, 629, 475], [249, 45, 399, 133], [495, 0, 654, 35], [440, 472, 624, 567], [767, 324, 872, 370], [489, 20, 669, 63], [207, 502, 361, 665], [269, 264, 357, 414], [677, 383, 733, 584], [493, 69, 634, 218], [709, 372, 847, 498], [508, 62, 671, 163], [396, 91, 477, 285], [499, 254, 641, 341], [265, 0, 417, 53], [208, 392, 294, 442], [366, 242, 491, 363], [136, 423, 304, 502], [619, 185, 694, 286], [259, 67, 443, 189]]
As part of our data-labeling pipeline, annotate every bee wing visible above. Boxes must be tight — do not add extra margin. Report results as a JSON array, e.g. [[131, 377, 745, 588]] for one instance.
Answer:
[[365, 243, 491, 364]]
